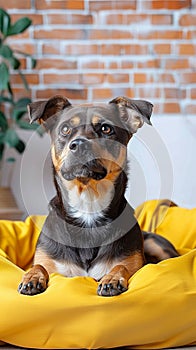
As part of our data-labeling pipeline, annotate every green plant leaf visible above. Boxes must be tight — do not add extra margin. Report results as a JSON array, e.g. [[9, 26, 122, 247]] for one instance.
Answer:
[[6, 157, 15, 162], [0, 44, 21, 69], [0, 8, 11, 37], [0, 131, 4, 143], [0, 44, 13, 58], [12, 97, 31, 120], [16, 119, 44, 136], [0, 143, 4, 161], [4, 128, 19, 147], [7, 17, 32, 36], [18, 70, 29, 90], [12, 49, 36, 68], [4, 129, 25, 153], [0, 110, 8, 132], [15, 111, 25, 121], [31, 57, 37, 69], [16, 119, 36, 130], [9, 56, 21, 69], [0, 11, 36, 160], [0, 62, 9, 90], [14, 139, 25, 153], [0, 95, 14, 104], [12, 108, 26, 121], [7, 82, 13, 96], [15, 97, 31, 108]]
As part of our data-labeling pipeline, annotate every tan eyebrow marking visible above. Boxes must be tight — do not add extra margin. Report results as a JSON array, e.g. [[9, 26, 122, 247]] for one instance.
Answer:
[[92, 115, 101, 125], [70, 116, 81, 127]]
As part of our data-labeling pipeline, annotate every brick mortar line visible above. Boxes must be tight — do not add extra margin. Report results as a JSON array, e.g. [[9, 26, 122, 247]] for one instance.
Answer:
[[17, 82, 193, 87], [31, 42, 196, 48], [37, 55, 196, 60], [27, 84, 196, 91], [7, 9, 91, 14], [31, 0, 35, 10], [7, 9, 196, 12], [30, 61, 196, 68], [14, 67, 195, 73], [12, 69, 195, 76], [34, 50, 196, 55], [25, 38, 196, 43], [84, 0, 89, 12], [31, 23, 196, 29]]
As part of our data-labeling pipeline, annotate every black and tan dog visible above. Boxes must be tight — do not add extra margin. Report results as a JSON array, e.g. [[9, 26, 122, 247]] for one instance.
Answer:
[[18, 96, 179, 297]]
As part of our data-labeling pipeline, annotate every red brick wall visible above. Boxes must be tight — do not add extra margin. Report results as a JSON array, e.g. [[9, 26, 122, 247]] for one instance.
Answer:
[[2, 0, 196, 115]]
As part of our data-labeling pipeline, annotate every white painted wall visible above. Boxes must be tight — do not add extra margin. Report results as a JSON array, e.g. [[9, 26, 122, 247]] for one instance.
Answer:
[[127, 115, 196, 209], [2, 115, 196, 217]]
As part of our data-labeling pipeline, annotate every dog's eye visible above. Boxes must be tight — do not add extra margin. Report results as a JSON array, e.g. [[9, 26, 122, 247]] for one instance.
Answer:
[[101, 124, 113, 135], [60, 125, 71, 136]]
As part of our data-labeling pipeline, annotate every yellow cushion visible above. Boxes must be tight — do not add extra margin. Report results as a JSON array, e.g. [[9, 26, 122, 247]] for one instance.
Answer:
[[0, 200, 196, 349]]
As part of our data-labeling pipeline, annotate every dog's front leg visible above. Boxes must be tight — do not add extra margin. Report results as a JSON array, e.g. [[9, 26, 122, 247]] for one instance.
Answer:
[[97, 252, 144, 297], [18, 249, 55, 295]]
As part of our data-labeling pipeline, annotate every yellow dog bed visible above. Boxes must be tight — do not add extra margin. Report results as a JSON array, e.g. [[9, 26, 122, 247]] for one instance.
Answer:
[[0, 199, 195, 349]]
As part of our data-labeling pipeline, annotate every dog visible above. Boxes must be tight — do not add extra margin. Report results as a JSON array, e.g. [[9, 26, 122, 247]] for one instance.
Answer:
[[18, 95, 179, 297]]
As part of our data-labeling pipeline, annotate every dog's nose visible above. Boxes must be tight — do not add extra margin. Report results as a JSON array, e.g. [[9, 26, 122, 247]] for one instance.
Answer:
[[69, 137, 88, 152]]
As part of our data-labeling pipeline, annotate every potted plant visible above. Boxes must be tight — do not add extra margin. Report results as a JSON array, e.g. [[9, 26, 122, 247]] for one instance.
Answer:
[[0, 8, 42, 218]]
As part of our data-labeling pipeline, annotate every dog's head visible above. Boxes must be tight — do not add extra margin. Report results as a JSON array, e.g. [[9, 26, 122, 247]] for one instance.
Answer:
[[28, 95, 153, 193]]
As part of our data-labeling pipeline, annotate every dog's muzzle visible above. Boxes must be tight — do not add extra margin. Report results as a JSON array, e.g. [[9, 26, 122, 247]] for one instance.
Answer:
[[61, 160, 107, 182], [60, 137, 107, 182]]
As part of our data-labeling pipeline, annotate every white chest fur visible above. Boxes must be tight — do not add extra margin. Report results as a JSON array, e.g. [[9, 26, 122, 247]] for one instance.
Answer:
[[54, 177, 117, 279], [55, 260, 117, 281], [67, 179, 115, 226]]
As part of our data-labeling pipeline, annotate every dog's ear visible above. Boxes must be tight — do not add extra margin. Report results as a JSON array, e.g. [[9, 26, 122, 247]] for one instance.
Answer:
[[109, 96, 153, 134], [28, 95, 72, 128]]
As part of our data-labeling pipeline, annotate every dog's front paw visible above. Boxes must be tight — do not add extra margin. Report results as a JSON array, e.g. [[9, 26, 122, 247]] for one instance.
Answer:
[[97, 274, 128, 297], [18, 264, 49, 295]]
